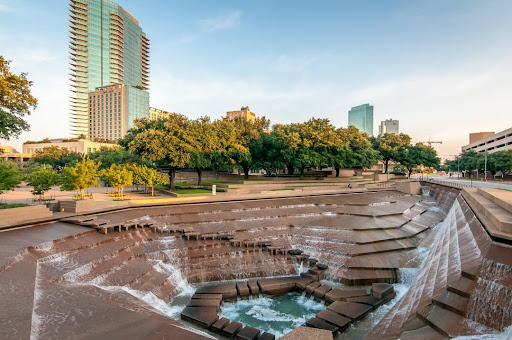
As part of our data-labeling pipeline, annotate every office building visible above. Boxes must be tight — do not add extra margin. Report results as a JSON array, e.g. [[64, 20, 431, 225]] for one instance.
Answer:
[[22, 139, 117, 155], [69, 0, 149, 138], [348, 104, 374, 136], [89, 84, 149, 140], [378, 119, 399, 136], [226, 106, 256, 122], [469, 132, 495, 145], [149, 107, 174, 120], [462, 128, 512, 154]]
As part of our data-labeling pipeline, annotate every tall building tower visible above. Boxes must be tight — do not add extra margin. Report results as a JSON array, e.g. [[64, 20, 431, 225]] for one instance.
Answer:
[[69, 0, 149, 138], [378, 119, 399, 136], [348, 103, 374, 136]]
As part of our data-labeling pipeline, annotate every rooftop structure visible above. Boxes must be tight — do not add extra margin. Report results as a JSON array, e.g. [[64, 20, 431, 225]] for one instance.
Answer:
[[462, 127, 512, 154], [149, 107, 174, 120], [348, 104, 374, 136], [226, 106, 256, 122], [0, 146, 32, 163], [69, 0, 149, 138], [469, 131, 495, 145]]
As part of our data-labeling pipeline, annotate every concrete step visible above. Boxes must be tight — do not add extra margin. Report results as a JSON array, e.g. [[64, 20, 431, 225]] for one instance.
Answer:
[[400, 325, 448, 340], [432, 291, 470, 316], [447, 276, 476, 298]]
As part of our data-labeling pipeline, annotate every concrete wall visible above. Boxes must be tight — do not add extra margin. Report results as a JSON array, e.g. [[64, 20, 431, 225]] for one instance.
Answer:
[[0, 205, 52, 228]]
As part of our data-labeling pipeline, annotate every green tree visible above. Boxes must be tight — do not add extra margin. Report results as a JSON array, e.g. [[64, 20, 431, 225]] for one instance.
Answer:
[[0, 55, 38, 139], [397, 143, 440, 178], [373, 133, 412, 173], [89, 147, 146, 169], [140, 165, 166, 196], [127, 163, 146, 192], [32, 146, 82, 169], [103, 164, 133, 200], [487, 150, 512, 179], [0, 161, 24, 194], [124, 115, 193, 189], [27, 165, 60, 200], [187, 117, 219, 185], [228, 116, 270, 179], [61, 157, 103, 199]]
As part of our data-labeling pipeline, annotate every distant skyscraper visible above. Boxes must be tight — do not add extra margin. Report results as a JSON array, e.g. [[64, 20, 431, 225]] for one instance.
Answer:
[[69, 0, 149, 138], [378, 119, 399, 136], [348, 104, 374, 136]]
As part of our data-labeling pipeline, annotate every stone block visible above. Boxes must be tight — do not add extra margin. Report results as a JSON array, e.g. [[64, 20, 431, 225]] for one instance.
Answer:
[[211, 317, 229, 333], [236, 326, 261, 340], [196, 283, 238, 300], [222, 321, 243, 337], [316, 309, 351, 331], [301, 272, 318, 281], [248, 281, 261, 295], [305, 282, 321, 295], [258, 278, 295, 295], [327, 301, 372, 321], [237, 282, 251, 298], [258, 332, 276, 340], [371, 283, 394, 299], [305, 317, 338, 334], [316, 263, 328, 270], [187, 299, 220, 309], [313, 285, 332, 299], [279, 326, 333, 340], [291, 276, 314, 291], [192, 293, 223, 302], [180, 306, 219, 328], [324, 288, 368, 303], [308, 268, 325, 280]]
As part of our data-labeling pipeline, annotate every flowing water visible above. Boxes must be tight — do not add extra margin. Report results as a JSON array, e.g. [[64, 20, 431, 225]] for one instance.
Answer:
[[219, 292, 325, 338]]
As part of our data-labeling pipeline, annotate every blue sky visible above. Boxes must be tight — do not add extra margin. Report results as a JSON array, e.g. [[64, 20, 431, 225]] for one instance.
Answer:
[[1, 0, 512, 159]]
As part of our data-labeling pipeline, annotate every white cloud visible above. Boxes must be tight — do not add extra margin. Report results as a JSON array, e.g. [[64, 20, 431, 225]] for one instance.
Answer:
[[0, 1, 9, 12], [199, 10, 242, 33]]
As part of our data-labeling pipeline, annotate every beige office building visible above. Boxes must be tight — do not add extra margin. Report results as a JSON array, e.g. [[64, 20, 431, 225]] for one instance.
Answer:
[[469, 132, 495, 145], [226, 106, 256, 122], [149, 107, 173, 120], [89, 84, 149, 140], [22, 139, 117, 155], [462, 128, 512, 154]]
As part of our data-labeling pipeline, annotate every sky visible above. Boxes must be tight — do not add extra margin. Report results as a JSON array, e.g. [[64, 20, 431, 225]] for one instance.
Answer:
[[1, 0, 512, 160]]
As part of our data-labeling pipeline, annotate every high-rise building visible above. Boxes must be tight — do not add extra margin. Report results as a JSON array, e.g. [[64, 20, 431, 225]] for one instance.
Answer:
[[226, 106, 256, 122], [89, 84, 149, 140], [348, 104, 374, 136], [378, 119, 399, 136], [69, 0, 149, 138]]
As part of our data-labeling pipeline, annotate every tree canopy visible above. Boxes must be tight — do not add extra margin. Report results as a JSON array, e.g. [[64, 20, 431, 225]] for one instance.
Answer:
[[0, 55, 38, 139], [27, 165, 60, 200], [0, 161, 24, 194], [61, 157, 103, 199], [373, 133, 412, 173]]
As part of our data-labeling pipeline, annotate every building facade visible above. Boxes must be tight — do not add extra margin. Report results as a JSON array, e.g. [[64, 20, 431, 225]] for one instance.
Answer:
[[89, 84, 149, 140], [378, 119, 399, 136], [149, 107, 173, 120], [69, 0, 149, 138], [462, 128, 512, 154], [22, 139, 118, 155], [469, 132, 495, 145], [0, 146, 32, 163], [226, 106, 256, 122], [348, 104, 374, 136]]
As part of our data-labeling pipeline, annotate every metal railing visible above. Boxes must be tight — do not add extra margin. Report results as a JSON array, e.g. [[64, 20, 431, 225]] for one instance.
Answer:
[[426, 178, 473, 189]]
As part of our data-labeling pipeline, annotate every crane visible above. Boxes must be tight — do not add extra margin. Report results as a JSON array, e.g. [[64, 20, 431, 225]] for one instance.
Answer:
[[419, 138, 443, 147]]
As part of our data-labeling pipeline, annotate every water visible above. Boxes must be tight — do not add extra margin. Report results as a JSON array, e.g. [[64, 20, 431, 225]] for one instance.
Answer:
[[219, 292, 325, 338]]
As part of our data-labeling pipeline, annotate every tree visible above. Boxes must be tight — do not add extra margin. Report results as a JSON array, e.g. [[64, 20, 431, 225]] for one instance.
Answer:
[[32, 146, 82, 170], [228, 116, 270, 179], [487, 150, 512, 179], [124, 115, 193, 189], [187, 117, 219, 185], [61, 157, 103, 199], [140, 165, 166, 196], [397, 143, 440, 178], [127, 163, 146, 192], [0, 55, 38, 139], [373, 133, 412, 173], [27, 165, 60, 200], [89, 147, 146, 169], [0, 161, 23, 194], [103, 164, 133, 200]]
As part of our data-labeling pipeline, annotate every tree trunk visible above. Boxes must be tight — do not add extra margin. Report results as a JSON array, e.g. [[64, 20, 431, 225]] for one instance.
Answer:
[[286, 163, 294, 175], [384, 159, 389, 174], [335, 167, 340, 178], [168, 167, 176, 189], [243, 165, 250, 180], [196, 168, 202, 186], [79, 188, 84, 199], [408, 168, 413, 179], [151, 185, 155, 196], [300, 164, 306, 178]]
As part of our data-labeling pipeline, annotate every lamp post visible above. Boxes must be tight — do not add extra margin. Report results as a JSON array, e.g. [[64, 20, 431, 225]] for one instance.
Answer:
[[484, 152, 488, 182]]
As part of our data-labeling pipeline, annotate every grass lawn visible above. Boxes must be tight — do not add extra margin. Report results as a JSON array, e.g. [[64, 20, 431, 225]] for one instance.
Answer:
[[0, 203, 30, 209], [173, 188, 212, 194], [202, 180, 239, 185], [270, 187, 295, 191]]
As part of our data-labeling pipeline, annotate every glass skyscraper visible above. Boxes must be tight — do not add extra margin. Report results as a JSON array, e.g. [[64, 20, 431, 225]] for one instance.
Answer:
[[69, 0, 149, 138], [348, 103, 374, 136]]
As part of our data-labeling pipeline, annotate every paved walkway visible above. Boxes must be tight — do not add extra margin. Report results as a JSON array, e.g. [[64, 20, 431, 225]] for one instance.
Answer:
[[414, 175, 512, 190]]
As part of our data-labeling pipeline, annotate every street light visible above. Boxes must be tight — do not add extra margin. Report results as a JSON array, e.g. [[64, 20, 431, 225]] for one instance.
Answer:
[[484, 151, 488, 182]]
